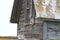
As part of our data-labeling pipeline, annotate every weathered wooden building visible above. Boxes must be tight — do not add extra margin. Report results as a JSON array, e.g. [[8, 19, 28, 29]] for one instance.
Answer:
[[10, 0, 60, 40]]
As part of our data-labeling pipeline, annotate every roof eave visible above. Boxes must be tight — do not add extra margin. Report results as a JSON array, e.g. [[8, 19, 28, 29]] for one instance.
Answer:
[[10, 0, 23, 23]]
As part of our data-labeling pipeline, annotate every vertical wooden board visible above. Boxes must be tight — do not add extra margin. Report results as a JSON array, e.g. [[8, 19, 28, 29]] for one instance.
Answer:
[[43, 22, 60, 40]]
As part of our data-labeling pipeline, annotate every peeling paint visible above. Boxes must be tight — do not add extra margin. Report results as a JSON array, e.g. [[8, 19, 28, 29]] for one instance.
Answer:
[[34, 0, 60, 19]]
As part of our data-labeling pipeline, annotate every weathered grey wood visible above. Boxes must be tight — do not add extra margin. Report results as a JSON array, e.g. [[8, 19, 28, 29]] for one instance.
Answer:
[[10, 0, 23, 23], [17, 0, 44, 40], [10, 0, 60, 40]]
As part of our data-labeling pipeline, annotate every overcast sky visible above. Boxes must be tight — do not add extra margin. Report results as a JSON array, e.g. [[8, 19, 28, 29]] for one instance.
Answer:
[[0, 0, 17, 36]]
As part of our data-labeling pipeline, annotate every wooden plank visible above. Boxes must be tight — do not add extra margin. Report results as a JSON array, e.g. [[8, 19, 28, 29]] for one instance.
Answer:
[[10, 0, 23, 23]]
